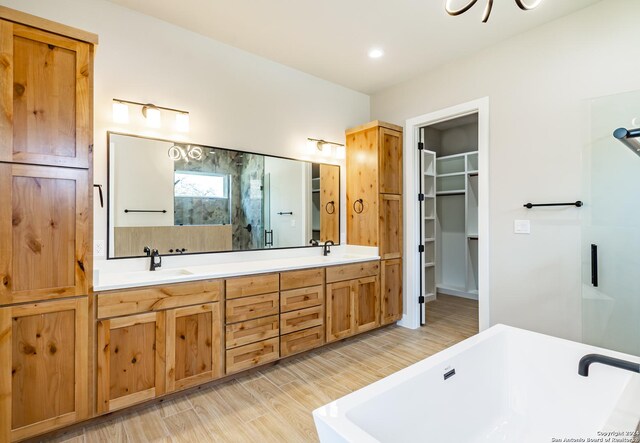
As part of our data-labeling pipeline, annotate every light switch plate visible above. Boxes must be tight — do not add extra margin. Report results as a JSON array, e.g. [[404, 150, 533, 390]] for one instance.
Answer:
[[514, 220, 531, 234], [94, 240, 105, 256]]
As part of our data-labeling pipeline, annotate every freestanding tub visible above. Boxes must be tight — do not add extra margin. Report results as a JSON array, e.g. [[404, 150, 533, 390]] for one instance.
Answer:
[[313, 324, 640, 443]]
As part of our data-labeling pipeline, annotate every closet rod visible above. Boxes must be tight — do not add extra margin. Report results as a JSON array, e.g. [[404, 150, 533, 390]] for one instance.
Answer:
[[523, 201, 582, 209]]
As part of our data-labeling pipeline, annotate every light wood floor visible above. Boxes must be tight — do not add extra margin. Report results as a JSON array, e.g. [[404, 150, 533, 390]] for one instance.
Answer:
[[45, 295, 478, 443]]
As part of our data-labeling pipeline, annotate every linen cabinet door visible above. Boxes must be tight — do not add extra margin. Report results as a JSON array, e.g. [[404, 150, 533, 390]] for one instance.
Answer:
[[354, 276, 380, 334], [379, 194, 403, 260], [378, 127, 402, 195], [380, 259, 403, 325], [0, 297, 88, 442], [96, 312, 165, 414], [0, 20, 91, 168], [166, 303, 223, 392], [0, 164, 89, 305], [326, 280, 354, 343]]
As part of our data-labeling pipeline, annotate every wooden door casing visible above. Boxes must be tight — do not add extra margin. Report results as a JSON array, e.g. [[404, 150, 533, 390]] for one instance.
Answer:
[[0, 163, 89, 305], [0, 20, 92, 168], [96, 312, 166, 414], [0, 297, 88, 442], [166, 303, 223, 392]]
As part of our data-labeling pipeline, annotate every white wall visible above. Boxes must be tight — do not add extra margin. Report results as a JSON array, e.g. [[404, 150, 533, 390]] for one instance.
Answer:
[[372, 0, 640, 341], [0, 0, 368, 258]]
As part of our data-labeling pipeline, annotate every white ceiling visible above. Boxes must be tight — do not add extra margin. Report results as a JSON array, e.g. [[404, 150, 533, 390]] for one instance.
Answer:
[[107, 0, 601, 94]]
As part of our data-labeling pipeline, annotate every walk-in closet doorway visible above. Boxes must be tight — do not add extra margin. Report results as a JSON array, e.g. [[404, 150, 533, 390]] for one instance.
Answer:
[[402, 98, 490, 331]]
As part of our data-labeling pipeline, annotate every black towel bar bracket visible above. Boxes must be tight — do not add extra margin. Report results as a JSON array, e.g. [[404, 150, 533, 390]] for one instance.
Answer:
[[277, 211, 293, 215], [524, 201, 582, 209]]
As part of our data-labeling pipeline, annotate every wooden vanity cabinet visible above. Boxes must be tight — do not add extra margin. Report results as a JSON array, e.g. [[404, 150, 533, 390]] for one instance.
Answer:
[[279, 268, 325, 357], [326, 262, 380, 343], [225, 274, 281, 374], [346, 121, 403, 326], [0, 297, 89, 442], [0, 17, 94, 169], [96, 279, 224, 413], [381, 259, 403, 324], [0, 8, 97, 441]]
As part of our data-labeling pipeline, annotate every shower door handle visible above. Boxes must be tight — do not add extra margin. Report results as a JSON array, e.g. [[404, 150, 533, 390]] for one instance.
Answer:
[[591, 244, 598, 287]]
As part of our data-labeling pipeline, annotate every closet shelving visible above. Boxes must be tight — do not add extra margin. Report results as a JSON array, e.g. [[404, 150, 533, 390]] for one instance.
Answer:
[[421, 150, 437, 301], [432, 151, 479, 299]]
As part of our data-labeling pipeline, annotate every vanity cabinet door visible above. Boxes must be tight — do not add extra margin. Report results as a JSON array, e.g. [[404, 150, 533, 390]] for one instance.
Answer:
[[379, 194, 402, 260], [0, 164, 89, 305], [326, 280, 354, 343], [165, 303, 223, 393], [96, 312, 166, 414], [378, 127, 402, 195], [0, 20, 92, 168], [0, 297, 88, 442], [380, 259, 403, 325], [354, 276, 380, 334]]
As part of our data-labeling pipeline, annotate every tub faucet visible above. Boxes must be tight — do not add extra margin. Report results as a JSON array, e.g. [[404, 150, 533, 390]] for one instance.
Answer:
[[578, 353, 640, 377], [149, 249, 162, 271], [323, 240, 334, 257]]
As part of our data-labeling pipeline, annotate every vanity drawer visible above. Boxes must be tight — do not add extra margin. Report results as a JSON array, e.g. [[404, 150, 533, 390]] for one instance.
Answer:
[[97, 279, 223, 318], [280, 285, 324, 312], [225, 292, 279, 323], [226, 338, 279, 374], [326, 261, 380, 283], [225, 315, 279, 349], [281, 326, 324, 357], [226, 273, 279, 299], [280, 268, 324, 291], [280, 305, 324, 334]]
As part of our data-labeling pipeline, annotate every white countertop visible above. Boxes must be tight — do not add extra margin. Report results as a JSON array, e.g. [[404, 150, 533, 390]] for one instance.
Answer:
[[94, 245, 379, 291]]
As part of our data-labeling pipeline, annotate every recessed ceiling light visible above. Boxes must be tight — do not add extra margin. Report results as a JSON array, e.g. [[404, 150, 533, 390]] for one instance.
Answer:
[[368, 48, 384, 59]]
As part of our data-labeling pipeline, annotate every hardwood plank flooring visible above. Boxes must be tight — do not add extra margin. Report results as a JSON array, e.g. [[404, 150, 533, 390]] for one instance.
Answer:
[[46, 295, 478, 443]]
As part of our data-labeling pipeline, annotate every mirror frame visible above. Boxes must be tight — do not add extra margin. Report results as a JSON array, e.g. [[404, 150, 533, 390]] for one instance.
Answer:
[[106, 131, 341, 259]]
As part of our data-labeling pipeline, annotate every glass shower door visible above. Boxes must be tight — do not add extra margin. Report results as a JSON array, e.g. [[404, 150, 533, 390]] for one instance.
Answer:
[[582, 90, 640, 356]]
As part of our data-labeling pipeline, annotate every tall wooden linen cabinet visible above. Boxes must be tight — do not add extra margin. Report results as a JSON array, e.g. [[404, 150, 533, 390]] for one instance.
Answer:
[[345, 121, 403, 326], [0, 8, 96, 442]]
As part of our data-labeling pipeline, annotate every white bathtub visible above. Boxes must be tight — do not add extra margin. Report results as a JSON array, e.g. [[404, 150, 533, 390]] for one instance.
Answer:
[[313, 324, 640, 443]]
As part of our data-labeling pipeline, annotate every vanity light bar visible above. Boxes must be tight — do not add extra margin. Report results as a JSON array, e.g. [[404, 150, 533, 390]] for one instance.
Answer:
[[112, 98, 190, 132], [307, 137, 345, 147]]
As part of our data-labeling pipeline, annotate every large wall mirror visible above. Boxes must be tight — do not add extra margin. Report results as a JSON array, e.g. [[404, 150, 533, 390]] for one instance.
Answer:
[[107, 132, 340, 258]]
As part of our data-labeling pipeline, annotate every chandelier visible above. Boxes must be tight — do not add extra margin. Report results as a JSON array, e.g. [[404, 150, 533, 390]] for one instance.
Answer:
[[445, 0, 543, 23]]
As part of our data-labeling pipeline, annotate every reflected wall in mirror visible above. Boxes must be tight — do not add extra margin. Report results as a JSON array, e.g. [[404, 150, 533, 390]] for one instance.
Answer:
[[107, 133, 340, 258]]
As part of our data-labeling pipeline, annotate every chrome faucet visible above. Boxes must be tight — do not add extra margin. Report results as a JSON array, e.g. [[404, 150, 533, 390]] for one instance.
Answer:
[[323, 240, 334, 257], [578, 354, 640, 377], [149, 249, 162, 271]]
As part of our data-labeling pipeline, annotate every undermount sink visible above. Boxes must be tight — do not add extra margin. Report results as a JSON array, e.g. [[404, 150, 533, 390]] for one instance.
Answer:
[[153, 268, 194, 278]]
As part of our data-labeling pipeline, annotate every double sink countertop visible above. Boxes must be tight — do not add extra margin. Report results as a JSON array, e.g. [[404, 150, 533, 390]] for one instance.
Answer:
[[94, 245, 380, 292]]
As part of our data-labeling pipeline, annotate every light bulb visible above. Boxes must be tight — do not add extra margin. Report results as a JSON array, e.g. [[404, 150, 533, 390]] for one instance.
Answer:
[[144, 106, 161, 128], [176, 113, 190, 132], [335, 145, 346, 160], [368, 48, 384, 59], [321, 143, 332, 157], [112, 102, 129, 124]]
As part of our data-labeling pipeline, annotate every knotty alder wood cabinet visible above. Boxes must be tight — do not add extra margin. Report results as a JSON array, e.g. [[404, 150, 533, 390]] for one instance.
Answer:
[[326, 261, 380, 343], [0, 7, 97, 442], [346, 121, 403, 325], [96, 279, 223, 413]]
